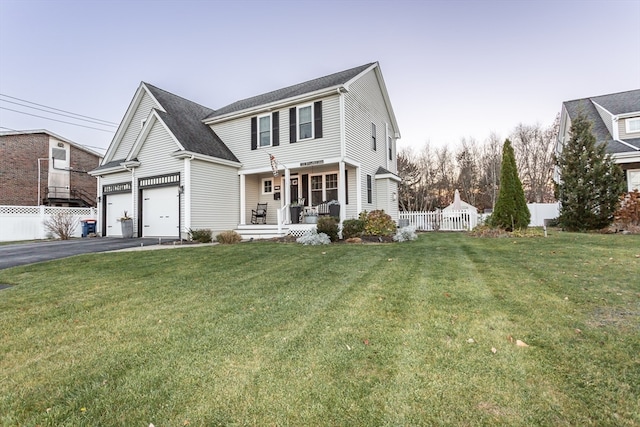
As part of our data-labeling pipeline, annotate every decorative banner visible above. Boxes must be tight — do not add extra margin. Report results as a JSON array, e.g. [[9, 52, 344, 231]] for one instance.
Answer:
[[269, 154, 279, 177]]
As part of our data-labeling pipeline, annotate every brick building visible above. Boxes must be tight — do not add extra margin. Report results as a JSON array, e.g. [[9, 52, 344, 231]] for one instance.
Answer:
[[0, 130, 102, 206]]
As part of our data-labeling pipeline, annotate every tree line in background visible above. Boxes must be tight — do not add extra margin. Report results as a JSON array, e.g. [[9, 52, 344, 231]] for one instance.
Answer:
[[398, 116, 559, 213]]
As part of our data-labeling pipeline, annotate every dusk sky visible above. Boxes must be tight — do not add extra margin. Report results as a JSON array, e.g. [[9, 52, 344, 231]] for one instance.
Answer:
[[1, 0, 639, 155]]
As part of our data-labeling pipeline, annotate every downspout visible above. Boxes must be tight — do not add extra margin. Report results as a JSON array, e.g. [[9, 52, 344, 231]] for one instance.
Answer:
[[183, 155, 194, 240]]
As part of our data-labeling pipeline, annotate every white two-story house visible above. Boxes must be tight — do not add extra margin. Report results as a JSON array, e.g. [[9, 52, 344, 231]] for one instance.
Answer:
[[556, 89, 640, 192], [90, 62, 401, 239]]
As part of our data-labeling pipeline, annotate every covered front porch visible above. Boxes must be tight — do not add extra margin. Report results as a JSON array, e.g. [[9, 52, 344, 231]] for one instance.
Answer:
[[237, 158, 359, 232]]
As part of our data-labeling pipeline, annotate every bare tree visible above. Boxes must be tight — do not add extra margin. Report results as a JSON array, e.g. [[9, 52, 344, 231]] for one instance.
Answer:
[[510, 116, 558, 203], [433, 145, 456, 208], [477, 132, 502, 211], [397, 148, 424, 211], [456, 137, 480, 207]]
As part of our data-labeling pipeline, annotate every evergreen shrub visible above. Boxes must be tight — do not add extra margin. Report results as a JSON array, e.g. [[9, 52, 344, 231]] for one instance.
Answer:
[[189, 228, 213, 243]]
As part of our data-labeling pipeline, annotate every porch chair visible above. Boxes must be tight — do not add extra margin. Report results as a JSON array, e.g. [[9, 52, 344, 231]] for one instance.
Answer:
[[251, 203, 268, 224]]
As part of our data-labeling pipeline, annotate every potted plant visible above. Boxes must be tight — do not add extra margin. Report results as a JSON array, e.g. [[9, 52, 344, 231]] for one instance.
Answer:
[[327, 199, 340, 218], [290, 198, 304, 224], [304, 210, 318, 224], [120, 211, 134, 238]]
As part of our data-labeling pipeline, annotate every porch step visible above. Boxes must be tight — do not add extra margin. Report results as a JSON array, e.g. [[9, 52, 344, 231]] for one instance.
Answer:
[[235, 223, 318, 241]]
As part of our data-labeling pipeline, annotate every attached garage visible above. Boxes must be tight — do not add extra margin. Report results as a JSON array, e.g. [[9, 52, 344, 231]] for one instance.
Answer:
[[102, 182, 133, 237], [139, 173, 181, 238], [141, 186, 179, 237]]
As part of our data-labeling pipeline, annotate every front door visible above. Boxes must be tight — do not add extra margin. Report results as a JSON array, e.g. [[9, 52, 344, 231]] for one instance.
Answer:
[[289, 177, 299, 204]]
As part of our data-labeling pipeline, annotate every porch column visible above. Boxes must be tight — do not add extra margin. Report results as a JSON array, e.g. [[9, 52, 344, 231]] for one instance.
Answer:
[[239, 174, 246, 225], [356, 166, 362, 215], [284, 167, 291, 223], [183, 157, 192, 235], [338, 161, 346, 222]]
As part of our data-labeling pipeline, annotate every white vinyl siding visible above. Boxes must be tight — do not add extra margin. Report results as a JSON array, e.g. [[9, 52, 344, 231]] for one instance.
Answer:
[[375, 177, 398, 219], [135, 120, 185, 236], [593, 103, 614, 138], [343, 68, 398, 216], [190, 160, 239, 233], [210, 95, 341, 171], [113, 91, 158, 160]]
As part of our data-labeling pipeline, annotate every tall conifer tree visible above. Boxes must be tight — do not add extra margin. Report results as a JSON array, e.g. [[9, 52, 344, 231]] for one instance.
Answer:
[[491, 139, 530, 230], [555, 113, 624, 231]]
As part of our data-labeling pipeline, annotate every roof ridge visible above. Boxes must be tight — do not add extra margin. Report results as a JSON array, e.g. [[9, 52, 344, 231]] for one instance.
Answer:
[[143, 82, 216, 115], [564, 88, 640, 104]]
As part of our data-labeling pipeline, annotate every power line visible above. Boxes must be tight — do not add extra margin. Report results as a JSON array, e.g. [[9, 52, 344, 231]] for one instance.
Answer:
[[0, 107, 115, 133], [0, 93, 119, 126], [0, 98, 118, 128]]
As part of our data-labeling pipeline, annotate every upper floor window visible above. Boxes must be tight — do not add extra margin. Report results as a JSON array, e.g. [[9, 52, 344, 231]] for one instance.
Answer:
[[388, 136, 393, 160], [289, 101, 322, 143], [626, 118, 640, 134], [298, 105, 313, 140], [372, 123, 377, 151], [259, 114, 271, 147], [251, 112, 279, 150]]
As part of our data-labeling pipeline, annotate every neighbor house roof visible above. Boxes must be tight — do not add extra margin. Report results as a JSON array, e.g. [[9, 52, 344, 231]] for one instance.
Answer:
[[563, 89, 640, 154], [206, 63, 376, 120], [144, 83, 240, 163], [0, 129, 103, 158]]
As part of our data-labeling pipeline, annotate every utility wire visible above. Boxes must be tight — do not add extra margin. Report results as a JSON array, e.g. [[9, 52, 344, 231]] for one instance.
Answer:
[[0, 98, 118, 128], [0, 107, 115, 133], [0, 93, 119, 126]]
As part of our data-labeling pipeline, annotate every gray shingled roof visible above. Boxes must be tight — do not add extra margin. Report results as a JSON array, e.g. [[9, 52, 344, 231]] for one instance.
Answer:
[[590, 89, 640, 115], [91, 158, 127, 172], [144, 84, 240, 162], [564, 89, 640, 154], [207, 63, 375, 119]]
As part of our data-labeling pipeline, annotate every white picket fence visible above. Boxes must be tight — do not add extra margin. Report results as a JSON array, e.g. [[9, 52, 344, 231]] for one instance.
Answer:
[[0, 205, 97, 242], [399, 209, 479, 231]]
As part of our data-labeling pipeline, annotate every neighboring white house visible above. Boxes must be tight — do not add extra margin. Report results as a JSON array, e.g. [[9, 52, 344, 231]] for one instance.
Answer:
[[90, 62, 401, 239], [556, 89, 640, 192]]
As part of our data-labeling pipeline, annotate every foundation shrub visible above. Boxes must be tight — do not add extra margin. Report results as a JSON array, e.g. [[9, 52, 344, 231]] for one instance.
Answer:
[[360, 210, 396, 237], [189, 228, 213, 243], [317, 217, 339, 242], [216, 230, 242, 244], [342, 219, 365, 239]]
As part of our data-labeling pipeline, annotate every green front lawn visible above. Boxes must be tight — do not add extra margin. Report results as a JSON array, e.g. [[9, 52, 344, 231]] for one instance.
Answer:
[[1, 232, 638, 426]]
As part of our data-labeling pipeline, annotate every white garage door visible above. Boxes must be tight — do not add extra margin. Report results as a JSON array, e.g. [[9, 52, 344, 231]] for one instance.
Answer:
[[106, 193, 131, 237], [142, 186, 179, 237]]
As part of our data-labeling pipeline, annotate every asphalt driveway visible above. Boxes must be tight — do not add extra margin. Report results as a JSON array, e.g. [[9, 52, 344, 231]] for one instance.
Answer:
[[0, 238, 166, 270]]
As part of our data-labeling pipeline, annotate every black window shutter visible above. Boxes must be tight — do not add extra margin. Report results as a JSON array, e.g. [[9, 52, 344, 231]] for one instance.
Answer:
[[272, 112, 280, 146], [251, 117, 257, 150], [314, 101, 323, 139], [289, 108, 296, 143], [344, 169, 349, 205], [302, 174, 309, 204]]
